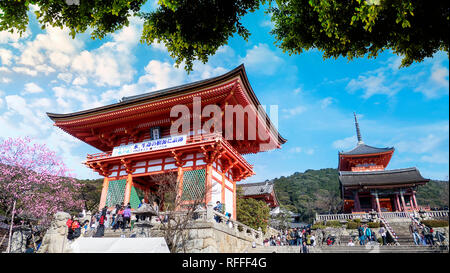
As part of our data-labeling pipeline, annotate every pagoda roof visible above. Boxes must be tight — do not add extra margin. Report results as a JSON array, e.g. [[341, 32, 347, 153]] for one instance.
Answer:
[[238, 180, 275, 196], [339, 143, 394, 156], [46, 64, 286, 152], [339, 167, 429, 187]]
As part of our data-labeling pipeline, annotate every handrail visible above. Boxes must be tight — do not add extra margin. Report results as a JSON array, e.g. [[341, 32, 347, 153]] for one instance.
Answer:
[[211, 210, 262, 241], [377, 213, 399, 245]]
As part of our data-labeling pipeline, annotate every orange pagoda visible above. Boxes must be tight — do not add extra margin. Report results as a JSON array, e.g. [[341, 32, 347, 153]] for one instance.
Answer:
[[47, 65, 286, 220], [339, 113, 429, 213]]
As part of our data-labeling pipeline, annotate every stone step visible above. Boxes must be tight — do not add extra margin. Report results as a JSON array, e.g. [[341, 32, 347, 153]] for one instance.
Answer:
[[248, 245, 448, 253]]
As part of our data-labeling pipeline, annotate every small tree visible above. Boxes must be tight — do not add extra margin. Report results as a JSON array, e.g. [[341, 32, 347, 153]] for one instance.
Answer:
[[236, 188, 270, 233], [0, 137, 84, 227], [269, 205, 293, 230], [145, 171, 210, 253]]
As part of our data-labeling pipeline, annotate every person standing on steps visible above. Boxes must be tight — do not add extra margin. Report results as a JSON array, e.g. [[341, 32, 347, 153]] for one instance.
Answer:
[[409, 222, 420, 245], [379, 226, 387, 245]]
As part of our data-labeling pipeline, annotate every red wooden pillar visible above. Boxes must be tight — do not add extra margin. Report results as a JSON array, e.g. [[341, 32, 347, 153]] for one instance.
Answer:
[[374, 192, 381, 213], [395, 193, 401, 212], [175, 166, 183, 210], [354, 192, 362, 212], [232, 180, 237, 220], [205, 164, 213, 204], [411, 191, 419, 210], [221, 173, 226, 204], [400, 191, 407, 212], [123, 173, 133, 206], [99, 177, 110, 210]]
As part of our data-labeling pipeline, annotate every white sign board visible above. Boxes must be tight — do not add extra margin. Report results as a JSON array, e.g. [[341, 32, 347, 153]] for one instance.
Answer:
[[112, 135, 187, 157]]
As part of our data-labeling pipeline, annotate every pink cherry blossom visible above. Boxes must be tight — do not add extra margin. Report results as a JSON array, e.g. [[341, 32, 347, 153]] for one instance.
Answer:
[[0, 137, 84, 226]]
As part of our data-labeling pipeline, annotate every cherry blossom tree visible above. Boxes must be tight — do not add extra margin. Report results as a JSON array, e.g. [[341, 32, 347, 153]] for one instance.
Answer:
[[0, 137, 84, 226]]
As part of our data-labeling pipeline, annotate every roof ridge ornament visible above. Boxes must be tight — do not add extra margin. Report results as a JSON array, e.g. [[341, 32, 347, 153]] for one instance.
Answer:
[[354, 112, 364, 145]]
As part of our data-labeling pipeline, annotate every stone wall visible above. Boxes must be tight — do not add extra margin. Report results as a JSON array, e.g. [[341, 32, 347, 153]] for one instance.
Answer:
[[171, 221, 262, 253]]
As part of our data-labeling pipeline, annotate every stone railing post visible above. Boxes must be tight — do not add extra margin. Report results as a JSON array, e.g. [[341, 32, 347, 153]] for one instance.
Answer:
[[206, 202, 214, 222]]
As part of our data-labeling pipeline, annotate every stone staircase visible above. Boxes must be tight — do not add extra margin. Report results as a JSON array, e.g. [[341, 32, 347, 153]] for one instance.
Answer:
[[387, 222, 416, 246], [246, 245, 448, 253]]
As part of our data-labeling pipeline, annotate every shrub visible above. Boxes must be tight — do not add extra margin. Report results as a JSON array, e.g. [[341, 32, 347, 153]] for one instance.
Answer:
[[353, 218, 361, 224], [312, 224, 326, 230], [421, 220, 449, 228], [368, 222, 380, 228], [346, 222, 359, 229], [325, 220, 342, 227]]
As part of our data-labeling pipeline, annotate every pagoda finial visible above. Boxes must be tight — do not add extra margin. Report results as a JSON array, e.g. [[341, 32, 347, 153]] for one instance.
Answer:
[[354, 112, 364, 145]]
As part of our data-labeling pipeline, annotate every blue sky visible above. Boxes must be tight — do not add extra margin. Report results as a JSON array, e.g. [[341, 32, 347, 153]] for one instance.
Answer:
[[0, 3, 448, 182]]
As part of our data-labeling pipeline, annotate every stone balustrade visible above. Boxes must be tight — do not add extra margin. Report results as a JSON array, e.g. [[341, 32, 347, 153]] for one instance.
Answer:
[[421, 210, 449, 219], [316, 210, 449, 223], [315, 213, 370, 222], [210, 210, 262, 242]]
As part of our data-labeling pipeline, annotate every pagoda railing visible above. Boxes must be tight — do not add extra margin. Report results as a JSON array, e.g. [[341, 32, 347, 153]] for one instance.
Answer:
[[86, 133, 252, 170]]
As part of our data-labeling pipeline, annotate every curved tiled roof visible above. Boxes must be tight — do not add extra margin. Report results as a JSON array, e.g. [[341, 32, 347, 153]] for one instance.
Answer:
[[339, 144, 394, 156], [238, 180, 275, 196], [339, 167, 429, 187]]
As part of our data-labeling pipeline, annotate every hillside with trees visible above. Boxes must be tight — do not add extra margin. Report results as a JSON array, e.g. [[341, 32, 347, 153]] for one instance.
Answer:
[[272, 168, 449, 224]]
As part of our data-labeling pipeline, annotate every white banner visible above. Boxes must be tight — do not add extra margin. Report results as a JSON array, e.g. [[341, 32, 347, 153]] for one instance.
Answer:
[[112, 135, 187, 157]]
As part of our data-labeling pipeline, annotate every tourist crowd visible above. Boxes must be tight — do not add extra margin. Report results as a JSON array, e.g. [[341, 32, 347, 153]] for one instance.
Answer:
[[263, 227, 316, 246], [409, 221, 439, 246]]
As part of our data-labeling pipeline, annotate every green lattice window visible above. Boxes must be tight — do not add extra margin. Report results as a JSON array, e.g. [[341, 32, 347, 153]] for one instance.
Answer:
[[106, 179, 141, 208], [181, 169, 206, 201], [130, 186, 142, 209]]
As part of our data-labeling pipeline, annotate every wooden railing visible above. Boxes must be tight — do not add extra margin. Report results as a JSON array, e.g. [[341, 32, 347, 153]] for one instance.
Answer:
[[86, 133, 252, 170]]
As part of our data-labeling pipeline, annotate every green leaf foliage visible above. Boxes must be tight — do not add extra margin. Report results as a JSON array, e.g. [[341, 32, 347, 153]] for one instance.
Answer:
[[236, 188, 270, 233], [1, 1, 447, 73], [270, 0, 449, 67]]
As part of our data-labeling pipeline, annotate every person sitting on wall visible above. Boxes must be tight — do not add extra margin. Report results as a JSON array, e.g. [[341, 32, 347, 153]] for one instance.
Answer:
[[213, 201, 223, 223]]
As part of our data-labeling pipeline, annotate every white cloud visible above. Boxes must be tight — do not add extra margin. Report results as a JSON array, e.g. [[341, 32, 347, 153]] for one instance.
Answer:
[[71, 50, 95, 73], [320, 97, 333, 109], [421, 152, 449, 164], [240, 43, 283, 75], [290, 147, 302, 153], [0, 49, 13, 66], [138, 60, 186, 90], [5, 95, 44, 127], [0, 29, 31, 44], [49, 52, 72, 68], [23, 82, 44, 94], [395, 134, 446, 154], [1, 77, 11, 84], [346, 71, 397, 98], [332, 136, 357, 150], [72, 76, 88, 86], [414, 57, 449, 98], [57, 73, 73, 83], [12, 66, 38, 76], [282, 105, 306, 118]]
